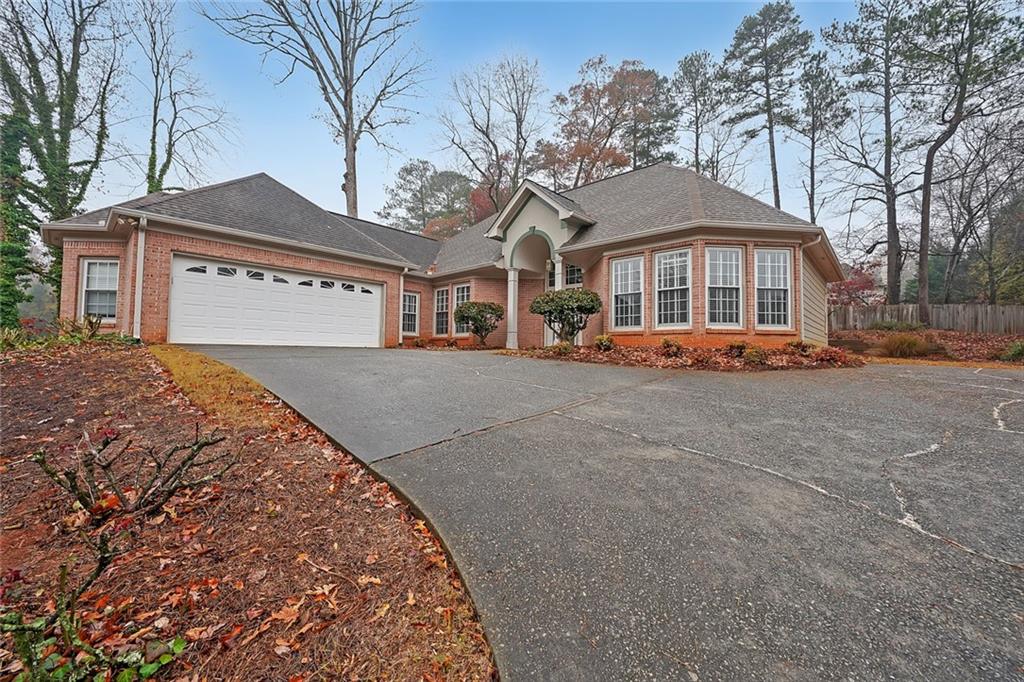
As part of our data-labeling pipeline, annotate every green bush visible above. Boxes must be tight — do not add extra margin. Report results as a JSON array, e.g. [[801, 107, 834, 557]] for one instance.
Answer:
[[594, 334, 614, 352], [453, 301, 504, 345], [0, 326, 29, 351], [1000, 340, 1024, 362], [529, 289, 602, 343], [869, 320, 925, 332], [742, 345, 769, 365], [661, 337, 683, 357], [549, 341, 574, 355], [880, 333, 928, 357]]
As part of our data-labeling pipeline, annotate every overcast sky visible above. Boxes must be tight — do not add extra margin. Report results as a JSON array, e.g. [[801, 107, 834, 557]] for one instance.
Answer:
[[90, 1, 860, 238]]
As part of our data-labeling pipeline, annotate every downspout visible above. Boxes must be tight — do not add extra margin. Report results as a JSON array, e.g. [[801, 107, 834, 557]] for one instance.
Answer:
[[398, 267, 408, 346], [132, 217, 147, 339]]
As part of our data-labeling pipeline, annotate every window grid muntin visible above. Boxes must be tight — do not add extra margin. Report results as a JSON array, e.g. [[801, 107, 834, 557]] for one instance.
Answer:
[[454, 284, 471, 334], [83, 260, 119, 320], [756, 249, 790, 327], [565, 264, 583, 286], [706, 247, 743, 327], [611, 257, 643, 329], [655, 250, 690, 327], [402, 292, 419, 335], [435, 288, 449, 336]]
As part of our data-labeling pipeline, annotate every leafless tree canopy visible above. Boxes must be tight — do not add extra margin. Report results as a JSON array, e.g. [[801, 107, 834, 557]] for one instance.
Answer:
[[440, 54, 544, 213], [200, 0, 426, 217], [129, 0, 232, 193]]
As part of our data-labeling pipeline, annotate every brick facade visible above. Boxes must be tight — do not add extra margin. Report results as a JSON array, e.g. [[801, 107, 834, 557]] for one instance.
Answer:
[[59, 240, 132, 334]]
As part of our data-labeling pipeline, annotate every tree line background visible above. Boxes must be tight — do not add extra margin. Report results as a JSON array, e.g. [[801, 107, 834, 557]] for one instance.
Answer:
[[2, 0, 1023, 331]]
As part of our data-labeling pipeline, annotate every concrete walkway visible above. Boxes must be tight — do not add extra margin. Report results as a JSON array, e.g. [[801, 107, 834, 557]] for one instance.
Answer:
[[199, 346, 1024, 681]]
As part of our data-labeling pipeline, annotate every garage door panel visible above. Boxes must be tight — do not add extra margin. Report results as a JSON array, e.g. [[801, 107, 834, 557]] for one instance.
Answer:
[[168, 255, 382, 347]]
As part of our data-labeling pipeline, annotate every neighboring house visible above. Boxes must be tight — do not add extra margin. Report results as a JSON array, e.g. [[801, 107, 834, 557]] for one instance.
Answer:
[[41, 163, 843, 349]]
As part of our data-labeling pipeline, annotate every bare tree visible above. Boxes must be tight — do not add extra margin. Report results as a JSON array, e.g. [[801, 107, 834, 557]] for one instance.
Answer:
[[201, 0, 426, 217], [129, 0, 231, 193], [440, 54, 544, 213]]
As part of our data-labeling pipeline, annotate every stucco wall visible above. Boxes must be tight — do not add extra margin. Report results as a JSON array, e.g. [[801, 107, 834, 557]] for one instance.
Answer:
[[501, 197, 574, 272]]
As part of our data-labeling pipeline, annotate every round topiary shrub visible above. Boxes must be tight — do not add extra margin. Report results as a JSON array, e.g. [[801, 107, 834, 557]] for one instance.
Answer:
[[529, 288, 602, 343], [453, 301, 505, 346]]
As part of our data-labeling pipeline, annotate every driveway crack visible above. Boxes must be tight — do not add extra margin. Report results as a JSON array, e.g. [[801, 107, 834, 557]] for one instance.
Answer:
[[552, 410, 1023, 571]]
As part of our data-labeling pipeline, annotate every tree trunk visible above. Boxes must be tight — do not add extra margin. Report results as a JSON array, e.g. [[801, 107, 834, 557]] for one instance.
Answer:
[[693, 119, 701, 174], [807, 128, 816, 224], [884, 188, 901, 303], [917, 145, 938, 322], [763, 77, 781, 209], [343, 127, 358, 218]]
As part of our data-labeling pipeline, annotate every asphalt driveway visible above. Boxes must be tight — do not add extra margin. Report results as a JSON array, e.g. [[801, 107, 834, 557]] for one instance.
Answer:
[[199, 346, 1024, 681]]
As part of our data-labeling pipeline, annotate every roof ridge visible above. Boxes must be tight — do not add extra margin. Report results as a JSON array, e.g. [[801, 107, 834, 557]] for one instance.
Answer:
[[562, 160, 673, 195], [329, 213, 413, 264], [327, 210, 439, 243], [684, 166, 812, 226], [124, 172, 267, 212]]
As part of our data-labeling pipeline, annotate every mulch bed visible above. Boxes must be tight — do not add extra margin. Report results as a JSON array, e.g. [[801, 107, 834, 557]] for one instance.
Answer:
[[830, 329, 1024, 363], [0, 344, 494, 680], [502, 342, 862, 371]]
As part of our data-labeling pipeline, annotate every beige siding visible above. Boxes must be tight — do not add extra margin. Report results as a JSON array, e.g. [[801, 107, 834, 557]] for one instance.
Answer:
[[801, 251, 828, 345]]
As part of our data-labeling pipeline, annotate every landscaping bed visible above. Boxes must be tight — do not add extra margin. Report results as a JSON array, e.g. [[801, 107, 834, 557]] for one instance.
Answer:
[[1, 343, 494, 680], [830, 329, 1024, 364], [502, 340, 862, 371]]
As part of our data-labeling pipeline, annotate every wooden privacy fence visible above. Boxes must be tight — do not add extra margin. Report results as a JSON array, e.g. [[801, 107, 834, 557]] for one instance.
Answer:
[[829, 304, 1024, 335]]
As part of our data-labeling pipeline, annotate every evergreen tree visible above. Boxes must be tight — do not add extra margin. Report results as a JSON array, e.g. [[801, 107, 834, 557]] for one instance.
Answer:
[[620, 67, 679, 168], [0, 115, 36, 328], [673, 51, 726, 175], [792, 51, 848, 223], [376, 159, 473, 233], [724, 0, 812, 208]]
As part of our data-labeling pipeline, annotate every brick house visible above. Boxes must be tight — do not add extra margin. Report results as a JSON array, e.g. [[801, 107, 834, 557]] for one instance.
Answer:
[[41, 163, 843, 349]]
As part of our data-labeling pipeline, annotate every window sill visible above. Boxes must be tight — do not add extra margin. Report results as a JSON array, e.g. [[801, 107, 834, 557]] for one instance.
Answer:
[[654, 326, 693, 333], [704, 326, 747, 333], [402, 331, 419, 337], [754, 328, 796, 334], [609, 328, 643, 334]]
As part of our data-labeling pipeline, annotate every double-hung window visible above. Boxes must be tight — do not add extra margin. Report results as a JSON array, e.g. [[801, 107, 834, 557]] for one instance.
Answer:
[[655, 249, 691, 328], [81, 259, 119, 321], [706, 247, 743, 327], [402, 292, 419, 335], [611, 256, 643, 329], [755, 249, 791, 328], [434, 288, 449, 336], [564, 264, 583, 286], [453, 283, 471, 334]]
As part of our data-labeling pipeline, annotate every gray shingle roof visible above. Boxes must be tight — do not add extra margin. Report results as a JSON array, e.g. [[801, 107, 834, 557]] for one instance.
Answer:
[[432, 215, 502, 274], [527, 181, 591, 220], [56, 174, 412, 265], [330, 212, 441, 270]]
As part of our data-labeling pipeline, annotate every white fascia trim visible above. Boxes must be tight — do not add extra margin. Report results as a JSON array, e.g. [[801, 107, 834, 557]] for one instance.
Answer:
[[484, 181, 592, 240], [410, 260, 504, 280], [557, 221, 821, 254], [113, 208, 416, 270]]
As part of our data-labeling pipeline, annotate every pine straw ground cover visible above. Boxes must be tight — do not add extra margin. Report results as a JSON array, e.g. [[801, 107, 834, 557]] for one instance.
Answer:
[[830, 329, 1024, 364], [501, 342, 862, 371], [0, 343, 494, 680]]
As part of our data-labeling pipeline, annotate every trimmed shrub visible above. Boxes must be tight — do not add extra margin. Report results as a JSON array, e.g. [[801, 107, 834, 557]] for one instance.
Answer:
[[453, 301, 504, 345], [550, 341, 574, 355], [1000, 340, 1024, 362], [529, 288, 602, 343], [661, 337, 683, 357], [880, 333, 928, 357], [594, 334, 614, 352], [742, 346, 768, 365], [868, 320, 926, 332]]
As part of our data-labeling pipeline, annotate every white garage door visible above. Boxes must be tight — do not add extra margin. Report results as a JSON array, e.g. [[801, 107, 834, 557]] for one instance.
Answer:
[[168, 255, 383, 347]]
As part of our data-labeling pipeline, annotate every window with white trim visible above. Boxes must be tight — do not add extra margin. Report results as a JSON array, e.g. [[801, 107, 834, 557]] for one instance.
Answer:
[[655, 249, 690, 328], [755, 249, 791, 327], [81, 260, 119, 321], [611, 257, 643, 329], [453, 283, 471, 334], [434, 288, 449, 336], [402, 292, 419, 335], [565, 263, 583, 286], [706, 247, 743, 327]]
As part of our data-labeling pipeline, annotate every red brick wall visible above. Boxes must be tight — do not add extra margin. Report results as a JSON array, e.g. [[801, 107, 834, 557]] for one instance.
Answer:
[[401, 278, 432, 344], [410, 275, 509, 347], [139, 228, 405, 345], [59, 240, 132, 334], [580, 258, 606, 346], [517, 276, 546, 348], [592, 239, 803, 348]]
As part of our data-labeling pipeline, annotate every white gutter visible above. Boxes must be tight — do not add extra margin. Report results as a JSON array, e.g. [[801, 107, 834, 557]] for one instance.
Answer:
[[132, 217, 147, 338], [556, 220, 822, 254]]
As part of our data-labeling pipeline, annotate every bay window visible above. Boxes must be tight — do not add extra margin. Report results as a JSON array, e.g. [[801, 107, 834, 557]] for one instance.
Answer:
[[755, 249, 791, 328], [706, 247, 743, 327], [611, 256, 643, 329], [655, 249, 691, 328]]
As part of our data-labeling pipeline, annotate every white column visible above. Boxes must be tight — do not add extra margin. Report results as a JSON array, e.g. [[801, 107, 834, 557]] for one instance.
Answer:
[[506, 268, 519, 349], [553, 256, 563, 291]]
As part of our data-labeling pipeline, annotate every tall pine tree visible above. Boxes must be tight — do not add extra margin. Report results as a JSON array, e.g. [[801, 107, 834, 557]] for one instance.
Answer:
[[724, 0, 811, 209]]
